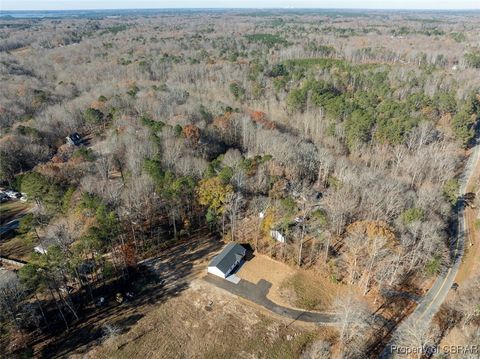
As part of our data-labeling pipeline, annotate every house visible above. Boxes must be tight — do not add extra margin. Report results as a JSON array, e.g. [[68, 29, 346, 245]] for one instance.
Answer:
[[270, 230, 286, 243], [207, 242, 246, 279], [5, 190, 21, 199], [0, 192, 8, 203], [66, 133, 82, 146]]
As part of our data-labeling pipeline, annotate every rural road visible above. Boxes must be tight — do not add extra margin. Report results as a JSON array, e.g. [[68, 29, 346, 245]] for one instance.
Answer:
[[379, 138, 480, 358], [0, 218, 20, 238]]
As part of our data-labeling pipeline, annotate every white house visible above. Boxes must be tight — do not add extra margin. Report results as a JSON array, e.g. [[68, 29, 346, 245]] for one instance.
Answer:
[[270, 230, 286, 243], [5, 190, 21, 199], [207, 242, 246, 279]]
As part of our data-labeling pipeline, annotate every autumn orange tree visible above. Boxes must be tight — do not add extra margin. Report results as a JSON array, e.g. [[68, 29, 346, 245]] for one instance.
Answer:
[[183, 124, 200, 145]]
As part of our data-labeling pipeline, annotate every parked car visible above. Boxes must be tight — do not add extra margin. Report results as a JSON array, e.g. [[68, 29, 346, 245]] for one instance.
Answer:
[[66, 132, 82, 146]]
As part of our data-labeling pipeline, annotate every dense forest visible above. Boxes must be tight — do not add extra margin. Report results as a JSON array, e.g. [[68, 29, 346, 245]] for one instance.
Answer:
[[0, 9, 479, 359]]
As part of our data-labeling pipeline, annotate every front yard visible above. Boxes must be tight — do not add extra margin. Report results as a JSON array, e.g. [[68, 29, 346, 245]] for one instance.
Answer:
[[237, 253, 346, 312]]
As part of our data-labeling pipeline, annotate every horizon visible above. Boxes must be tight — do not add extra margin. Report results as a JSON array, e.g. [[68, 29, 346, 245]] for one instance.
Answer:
[[0, 7, 480, 16], [3, 7, 480, 11], [2, 1, 480, 12]]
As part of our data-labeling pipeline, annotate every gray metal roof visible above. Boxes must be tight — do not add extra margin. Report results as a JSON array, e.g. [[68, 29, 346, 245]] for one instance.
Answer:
[[209, 242, 246, 274]]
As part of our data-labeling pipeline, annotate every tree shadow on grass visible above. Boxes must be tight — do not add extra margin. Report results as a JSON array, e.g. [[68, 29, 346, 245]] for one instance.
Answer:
[[34, 234, 222, 358]]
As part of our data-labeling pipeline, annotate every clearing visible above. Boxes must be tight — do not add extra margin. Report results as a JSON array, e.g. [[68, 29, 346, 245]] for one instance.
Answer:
[[36, 239, 340, 357], [238, 253, 345, 312], [76, 280, 330, 359]]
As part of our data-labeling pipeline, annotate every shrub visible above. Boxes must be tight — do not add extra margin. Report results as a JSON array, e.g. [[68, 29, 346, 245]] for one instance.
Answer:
[[465, 52, 480, 69], [73, 147, 95, 162], [443, 179, 460, 205], [127, 84, 139, 97], [84, 108, 103, 125], [141, 115, 165, 132], [267, 64, 288, 77], [174, 124, 183, 137], [401, 208, 425, 224], [425, 256, 442, 276], [229, 82, 245, 101]]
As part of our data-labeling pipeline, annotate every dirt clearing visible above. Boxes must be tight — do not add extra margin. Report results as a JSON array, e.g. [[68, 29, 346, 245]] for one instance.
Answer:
[[77, 280, 326, 359], [237, 254, 344, 312]]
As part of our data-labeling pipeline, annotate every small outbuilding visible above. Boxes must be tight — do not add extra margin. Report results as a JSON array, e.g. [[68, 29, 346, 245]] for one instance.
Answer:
[[34, 245, 48, 255], [207, 242, 246, 279], [5, 190, 21, 199]]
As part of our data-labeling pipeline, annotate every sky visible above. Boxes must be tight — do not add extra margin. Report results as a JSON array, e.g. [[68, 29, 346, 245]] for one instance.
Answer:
[[1, 0, 480, 11]]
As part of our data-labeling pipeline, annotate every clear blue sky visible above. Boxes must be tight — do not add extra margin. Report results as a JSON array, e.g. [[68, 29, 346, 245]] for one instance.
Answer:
[[1, 0, 480, 11]]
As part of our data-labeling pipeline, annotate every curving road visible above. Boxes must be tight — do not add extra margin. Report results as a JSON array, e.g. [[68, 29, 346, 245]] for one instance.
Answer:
[[379, 139, 480, 358]]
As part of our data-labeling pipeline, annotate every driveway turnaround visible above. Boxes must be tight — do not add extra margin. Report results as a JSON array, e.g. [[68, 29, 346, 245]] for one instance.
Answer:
[[203, 274, 337, 324]]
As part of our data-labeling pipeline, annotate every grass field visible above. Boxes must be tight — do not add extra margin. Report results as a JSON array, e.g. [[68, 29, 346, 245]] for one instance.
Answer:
[[0, 201, 32, 260], [279, 271, 345, 311], [0, 233, 34, 261], [77, 280, 327, 359], [0, 201, 29, 225], [238, 253, 345, 312]]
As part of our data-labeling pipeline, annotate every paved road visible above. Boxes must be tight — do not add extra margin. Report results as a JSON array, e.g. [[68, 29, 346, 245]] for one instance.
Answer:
[[204, 274, 338, 324], [0, 218, 20, 238], [379, 139, 480, 358], [0, 206, 33, 238]]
